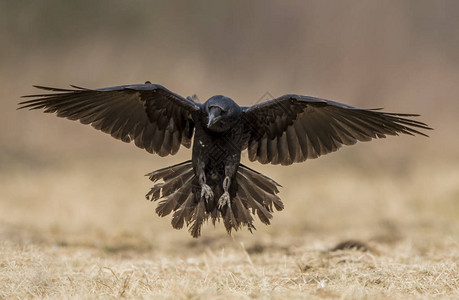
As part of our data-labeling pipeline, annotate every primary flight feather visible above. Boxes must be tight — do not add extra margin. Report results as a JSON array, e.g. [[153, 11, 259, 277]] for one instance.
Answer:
[[19, 83, 432, 237]]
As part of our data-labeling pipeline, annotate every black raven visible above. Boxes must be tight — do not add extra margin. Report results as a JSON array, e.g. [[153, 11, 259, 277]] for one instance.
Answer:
[[19, 83, 431, 237]]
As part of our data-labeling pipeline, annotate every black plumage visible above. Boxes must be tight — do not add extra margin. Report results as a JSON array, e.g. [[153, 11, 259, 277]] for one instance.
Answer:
[[18, 83, 432, 237]]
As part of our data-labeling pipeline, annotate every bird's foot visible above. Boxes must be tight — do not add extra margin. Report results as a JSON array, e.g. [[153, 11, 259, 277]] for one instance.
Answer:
[[217, 192, 231, 209], [201, 184, 214, 203]]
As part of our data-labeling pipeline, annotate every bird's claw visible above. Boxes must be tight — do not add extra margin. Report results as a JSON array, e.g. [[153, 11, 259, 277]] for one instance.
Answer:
[[201, 184, 214, 203], [218, 192, 231, 209]]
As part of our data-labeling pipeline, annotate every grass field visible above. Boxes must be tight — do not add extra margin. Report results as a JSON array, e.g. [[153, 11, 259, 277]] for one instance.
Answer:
[[1, 144, 458, 299]]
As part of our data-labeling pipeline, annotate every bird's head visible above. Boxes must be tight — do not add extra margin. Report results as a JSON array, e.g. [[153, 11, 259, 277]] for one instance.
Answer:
[[204, 95, 242, 133]]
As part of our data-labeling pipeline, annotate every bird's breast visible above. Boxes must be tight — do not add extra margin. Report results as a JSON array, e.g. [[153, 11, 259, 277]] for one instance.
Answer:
[[193, 125, 243, 169]]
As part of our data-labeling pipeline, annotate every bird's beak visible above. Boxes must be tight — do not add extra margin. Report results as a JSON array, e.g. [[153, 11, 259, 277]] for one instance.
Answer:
[[207, 107, 220, 128]]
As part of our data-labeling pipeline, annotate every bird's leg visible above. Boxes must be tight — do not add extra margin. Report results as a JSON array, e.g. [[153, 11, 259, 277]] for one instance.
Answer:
[[197, 160, 213, 203], [218, 164, 235, 209], [217, 176, 231, 209]]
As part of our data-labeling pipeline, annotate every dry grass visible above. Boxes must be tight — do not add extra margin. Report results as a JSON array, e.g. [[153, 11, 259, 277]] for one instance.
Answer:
[[1, 151, 458, 299], [1, 239, 458, 299]]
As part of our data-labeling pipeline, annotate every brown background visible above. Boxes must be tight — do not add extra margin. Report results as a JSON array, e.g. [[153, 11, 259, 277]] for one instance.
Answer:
[[0, 0, 458, 252], [1, 1, 459, 298]]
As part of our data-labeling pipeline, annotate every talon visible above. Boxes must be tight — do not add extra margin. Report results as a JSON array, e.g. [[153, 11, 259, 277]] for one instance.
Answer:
[[218, 192, 231, 209], [201, 184, 213, 203]]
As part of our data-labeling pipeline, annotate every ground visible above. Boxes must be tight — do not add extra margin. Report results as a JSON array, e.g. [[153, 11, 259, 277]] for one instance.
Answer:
[[1, 143, 458, 299]]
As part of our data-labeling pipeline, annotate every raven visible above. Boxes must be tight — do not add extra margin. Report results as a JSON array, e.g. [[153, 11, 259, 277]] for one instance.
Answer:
[[19, 83, 431, 237]]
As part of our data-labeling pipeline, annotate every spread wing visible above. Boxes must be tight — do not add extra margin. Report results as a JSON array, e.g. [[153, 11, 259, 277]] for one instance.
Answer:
[[242, 94, 432, 165], [19, 83, 201, 156]]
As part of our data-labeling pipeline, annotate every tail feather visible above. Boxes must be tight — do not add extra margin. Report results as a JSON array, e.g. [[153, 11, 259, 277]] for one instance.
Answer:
[[238, 164, 281, 194], [146, 161, 283, 238], [238, 165, 284, 212], [146, 160, 195, 217], [189, 200, 206, 238], [159, 169, 194, 198], [173, 180, 194, 210], [155, 174, 194, 217], [231, 193, 255, 232], [146, 161, 193, 182], [146, 183, 163, 200], [237, 181, 273, 225], [237, 170, 282, 213], [223, 202, 238, 233], [156, 198, 177, 217], [171, 193, 194, 229]]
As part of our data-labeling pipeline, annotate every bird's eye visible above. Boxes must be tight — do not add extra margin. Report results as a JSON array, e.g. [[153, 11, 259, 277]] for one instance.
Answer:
[[209, 106, 223, 115]]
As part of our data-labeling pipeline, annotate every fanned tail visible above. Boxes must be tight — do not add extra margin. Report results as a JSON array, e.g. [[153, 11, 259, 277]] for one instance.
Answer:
[[146, 160, 207, 238], [222, 164, 283, 234], [146, 161, 283, 238]]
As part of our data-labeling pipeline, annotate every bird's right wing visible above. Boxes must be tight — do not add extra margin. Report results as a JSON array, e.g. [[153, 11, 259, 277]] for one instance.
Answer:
[[242, 94, 432, 165], [19, 84, 201, 156]]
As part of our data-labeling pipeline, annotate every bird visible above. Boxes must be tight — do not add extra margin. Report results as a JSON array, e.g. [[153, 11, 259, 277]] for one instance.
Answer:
[[18, 83, 432, 238]]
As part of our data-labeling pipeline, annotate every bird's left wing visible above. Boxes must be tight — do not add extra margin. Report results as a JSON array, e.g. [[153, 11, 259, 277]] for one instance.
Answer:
[[242, 94, 432, 165], [19, 84, 201, 156]]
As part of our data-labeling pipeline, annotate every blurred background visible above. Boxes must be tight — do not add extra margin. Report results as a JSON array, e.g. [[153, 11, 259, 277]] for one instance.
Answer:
[[1, 0, 458, 252]]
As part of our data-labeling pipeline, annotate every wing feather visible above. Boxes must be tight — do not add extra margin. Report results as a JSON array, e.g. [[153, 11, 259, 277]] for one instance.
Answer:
[[19, 84, 201, 156], [242, 94, 432, 165]]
